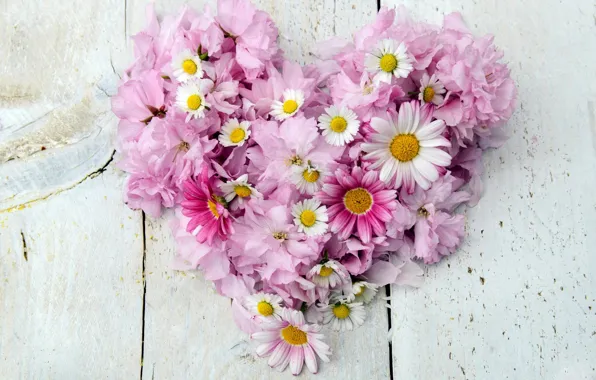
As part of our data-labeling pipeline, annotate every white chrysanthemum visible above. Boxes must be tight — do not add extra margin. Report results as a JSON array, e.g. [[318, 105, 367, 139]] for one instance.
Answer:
[[317, 106, 360, 146], [176, 80, 212, 121], [171, 49, 203, 82], [245, 293, 284, 320], [307, 260, 348, 288], [291, 199, 328, 236], [346, 281, 379, 304], [291, 164, 326, 195], [219, 174, 261, 208], [418, 73, 446, 105], [270, 89, 305, 121], [322, 300, 366, 331], [361, 101, 452, 191], [364, 39, 413, 83], [218, 118, 251, 147]]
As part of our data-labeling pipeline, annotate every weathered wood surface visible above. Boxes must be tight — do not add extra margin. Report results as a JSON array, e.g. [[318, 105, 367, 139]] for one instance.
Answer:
[[382, 0, 596, 379], [2, 0, 595, 379]]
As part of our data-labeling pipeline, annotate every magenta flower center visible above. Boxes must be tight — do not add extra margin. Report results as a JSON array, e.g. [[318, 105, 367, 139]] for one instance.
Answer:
[[343, 187, 373, 215], [208, 200, 220, 218], [281, 325, 308, 345]]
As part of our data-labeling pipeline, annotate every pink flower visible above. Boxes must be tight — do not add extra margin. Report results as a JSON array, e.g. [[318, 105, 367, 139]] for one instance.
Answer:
[[329, 71, 403, 122], [111, 70, 166, 125], [150, 117, 218, 189], [317, 166, 397, 243], [249, 116, 341, 186], [435, 13, 516, 136], [217, 0, 280, 79], [181, 167, 233, 245], [230, 200, 320, 276], [397, 174, 469, 263], [251, 309, 331, 375]]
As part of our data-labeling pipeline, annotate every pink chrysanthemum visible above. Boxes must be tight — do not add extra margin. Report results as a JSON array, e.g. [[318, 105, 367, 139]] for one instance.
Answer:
[[317, 166, 397, 243], [181, 167, 233, 245], [251, 309, 331, 375]]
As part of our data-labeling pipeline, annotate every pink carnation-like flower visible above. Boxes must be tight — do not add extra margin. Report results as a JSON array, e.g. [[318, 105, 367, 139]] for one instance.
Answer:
[[181, 167, 233, 244], [251, 309, 331, 375], [394, 174, 470, 263], [112, 70, 166, 125], [317, 166, 397, 243], [217, 0, 280, 79]]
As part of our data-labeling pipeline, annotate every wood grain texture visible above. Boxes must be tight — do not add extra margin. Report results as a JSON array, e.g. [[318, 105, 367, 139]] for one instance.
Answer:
[[126, 1, 389, 378], [0, 167, 144, 378], [0, 0, 125, 210], [380, 1, 596, 379]]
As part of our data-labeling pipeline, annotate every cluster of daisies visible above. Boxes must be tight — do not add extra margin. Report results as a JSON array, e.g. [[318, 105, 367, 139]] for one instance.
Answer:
[[113, 1, 515, 375]]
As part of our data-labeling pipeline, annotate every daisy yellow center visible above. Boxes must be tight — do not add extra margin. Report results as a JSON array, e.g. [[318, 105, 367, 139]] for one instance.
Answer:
[[379, 54, 398, 73], [300, 210, 317, 227], [273, 232, 287, 240], [187, 94, 202, 111], [282, 99, 298, 114], [182, 59, 198, 75], [330, 117, 348, 133], [281, 325, 308, 346], [319, 266, 333, 277], [343, 187, 373, 215], [257, 301, 274, 316], [302, 170, 320, 183], [354, 285, 366, 297], [208, 200, 219, 218], [234, 185, 251, 198], [390, 134, 419, 162], [229, 128, 246, 144], [423, 87, 435, 103], [332, 304, 350, 319]]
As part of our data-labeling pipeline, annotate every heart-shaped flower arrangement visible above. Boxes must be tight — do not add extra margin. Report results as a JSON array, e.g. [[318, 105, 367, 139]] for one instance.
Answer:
[[112, 0, 516, 375]]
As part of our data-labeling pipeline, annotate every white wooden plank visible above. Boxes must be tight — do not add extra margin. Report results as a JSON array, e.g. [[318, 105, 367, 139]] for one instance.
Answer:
[[380, 0, 596, 379], [0, 0, 126, 210], [126, 1, 390, 378], [0, 167, 144, 378]]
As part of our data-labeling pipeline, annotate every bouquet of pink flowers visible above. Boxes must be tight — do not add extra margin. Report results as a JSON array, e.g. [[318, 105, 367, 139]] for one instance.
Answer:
[[112, 0, 516, 375]]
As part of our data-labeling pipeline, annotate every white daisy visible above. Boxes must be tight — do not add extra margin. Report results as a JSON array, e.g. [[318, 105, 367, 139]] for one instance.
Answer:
[[322, 300, 366, 331], [270, 89, 305, 121], [306, 260, 349, 289], [346, 281, 379, 304], [219, 174, 262, 209], [176, 80, 212, 121], [171, 49, 203, 82], [317, 106, 360, 146], [291, 163, 325, 195], [291, 199, 329, 236], [218, 118, 251, 147], [245, 293, 284, 320], [361, 101, 452, 191], [365, 39, 413, 83], [418, 73, 446, 105]]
